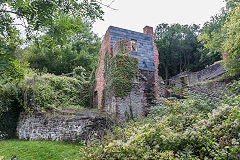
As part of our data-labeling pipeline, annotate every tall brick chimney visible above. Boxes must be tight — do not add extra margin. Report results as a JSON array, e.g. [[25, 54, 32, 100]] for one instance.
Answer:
[[143, 26, 154, 36], [143, 26, 160, 99]]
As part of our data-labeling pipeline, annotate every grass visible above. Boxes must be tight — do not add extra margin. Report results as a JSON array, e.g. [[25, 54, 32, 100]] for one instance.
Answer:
[[0, 140, 83, 160]]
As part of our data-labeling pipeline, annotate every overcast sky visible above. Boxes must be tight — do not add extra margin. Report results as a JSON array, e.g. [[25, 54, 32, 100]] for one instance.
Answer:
[[93, 0, 226, 37]]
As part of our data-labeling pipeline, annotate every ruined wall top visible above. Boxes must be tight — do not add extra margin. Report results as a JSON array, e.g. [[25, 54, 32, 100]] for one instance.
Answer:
[[109, 26, 155, 72]]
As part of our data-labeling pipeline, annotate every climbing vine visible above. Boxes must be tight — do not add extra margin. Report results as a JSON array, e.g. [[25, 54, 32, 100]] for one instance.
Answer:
[[108, 52, 138, 97]]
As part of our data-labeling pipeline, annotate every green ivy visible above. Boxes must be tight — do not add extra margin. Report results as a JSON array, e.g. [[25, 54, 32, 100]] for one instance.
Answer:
[[108, 53, 138, 97]]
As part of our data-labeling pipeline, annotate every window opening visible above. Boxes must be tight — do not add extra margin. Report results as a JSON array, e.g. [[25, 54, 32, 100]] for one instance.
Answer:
[[130, 40, 137, 51]]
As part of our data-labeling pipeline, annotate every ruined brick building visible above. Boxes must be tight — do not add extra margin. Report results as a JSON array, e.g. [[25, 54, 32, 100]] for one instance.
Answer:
[[94, 26, 160, 121]]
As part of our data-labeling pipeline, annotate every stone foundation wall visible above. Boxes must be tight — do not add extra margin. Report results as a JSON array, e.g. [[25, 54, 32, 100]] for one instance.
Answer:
[[104, 72, 147, 122], [170, 62, 224, 86], [192, 81, 231, 99], [17, 111, 111, 142]]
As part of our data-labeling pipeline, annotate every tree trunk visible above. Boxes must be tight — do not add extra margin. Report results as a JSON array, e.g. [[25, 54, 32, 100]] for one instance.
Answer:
[[165, 66, 169, 80]]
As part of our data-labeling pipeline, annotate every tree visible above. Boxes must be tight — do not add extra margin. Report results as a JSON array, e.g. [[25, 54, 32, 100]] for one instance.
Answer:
[[198, 11, 227, 55], [154, 23, 204, 79], [225, 0, 240, 10], [197, 0, 240, 60], [22, 24, 101, 75], [198, 1, 240, 76], [0, 0, 103, 80], [223, 4, 240, 76]]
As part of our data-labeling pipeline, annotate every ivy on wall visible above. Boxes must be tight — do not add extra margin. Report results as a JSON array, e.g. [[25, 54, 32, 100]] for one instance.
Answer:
[[108, 53, 138, 97]]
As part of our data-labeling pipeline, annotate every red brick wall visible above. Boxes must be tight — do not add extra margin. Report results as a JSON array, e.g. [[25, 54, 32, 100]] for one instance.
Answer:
[[112, 39, 131, 56], [95, 27, 111, 109]]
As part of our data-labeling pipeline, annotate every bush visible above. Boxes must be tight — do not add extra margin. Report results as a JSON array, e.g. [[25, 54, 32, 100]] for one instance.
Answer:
[[81, 92, 240, 159], [20, 74, 88, 111], [0, 82, 21, 139]]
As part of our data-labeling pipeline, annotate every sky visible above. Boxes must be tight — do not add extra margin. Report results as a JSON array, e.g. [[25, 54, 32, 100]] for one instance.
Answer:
[[92, 0, 226, 37]]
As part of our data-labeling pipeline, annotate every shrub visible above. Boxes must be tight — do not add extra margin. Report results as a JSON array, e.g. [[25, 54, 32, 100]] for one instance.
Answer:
[[20, 74, 88, 111], [0, 82, 21, 139], [81, 91, 240, 159]]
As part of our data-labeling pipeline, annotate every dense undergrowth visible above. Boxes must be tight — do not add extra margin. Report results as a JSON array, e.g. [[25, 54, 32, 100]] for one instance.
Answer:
[[81, 81, 240, 160], [20, 74, 89, 111], [0, 73, 91, 139], [0, 74, 89, 113]]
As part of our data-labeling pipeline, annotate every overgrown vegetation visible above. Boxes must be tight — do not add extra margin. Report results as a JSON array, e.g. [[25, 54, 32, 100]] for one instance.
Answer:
[[0, 82, 21, 139], [0, 73, 92, 139], [21, 74, 88, 111], [198, 1, 240, 77], [107, 53, 138, 97], [80, 81, 240, 159], [1, 1, 240, 159]]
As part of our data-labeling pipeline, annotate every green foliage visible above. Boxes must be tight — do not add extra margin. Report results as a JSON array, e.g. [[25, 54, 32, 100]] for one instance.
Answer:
[[0, 82, 20, 116], [108, 53, 138, 97], [81, 85, 240, 159], [198, 9, 228, 55], [0, 58, 30, 83], [0, 0, 103, 80], [0, 82, 21, 139], [225, 0, 240, 10], [222, 4, 240, 76], [22, 25, 101, 75], [154, 23, 210, 79], [198, 2, 240, 76], [1, 0, 103, 39], [20, 74, 87, 111], [0, 140, 83, 160]]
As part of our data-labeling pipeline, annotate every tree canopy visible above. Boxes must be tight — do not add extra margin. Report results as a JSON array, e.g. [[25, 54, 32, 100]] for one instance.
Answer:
[[0, 0, 103, 81], [198, 1, 240, 76], [222, 4, 240, 76], [154, 23, 212, 79]]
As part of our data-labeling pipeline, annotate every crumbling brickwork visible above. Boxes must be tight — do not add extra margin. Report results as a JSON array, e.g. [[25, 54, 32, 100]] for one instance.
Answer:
[[95, 26, 160, 120], [112, 39, 131, 56], [95, 28, 111, 109]]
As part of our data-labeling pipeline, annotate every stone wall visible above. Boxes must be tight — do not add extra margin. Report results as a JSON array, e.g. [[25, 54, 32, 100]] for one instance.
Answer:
[[17, 110, 111, 142], [191, 80, 231, 99], [104, 71, 147, 122], [170, 62, 224, 87]]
